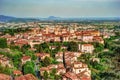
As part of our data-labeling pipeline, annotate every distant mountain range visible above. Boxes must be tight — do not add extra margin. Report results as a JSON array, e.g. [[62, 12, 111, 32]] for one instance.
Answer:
[[0, 15, 120, 22], [0, 15, 39, 22], [0, 15, 16, 22]]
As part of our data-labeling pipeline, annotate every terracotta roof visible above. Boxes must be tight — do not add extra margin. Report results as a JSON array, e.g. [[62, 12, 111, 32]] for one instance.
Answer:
[[58, 63, 64, 68], [50, 46, 57, 48], [54, 34, 61, 37], [13, 70, 22, 75], [93, 36, 103, 41], [24, 74, 38, 80], [35, 53, 42, 57], [64, 71, 79, 80], [22, 56, 31, 61], [76, 69, 91, 78], [47, 64, 58, 69], [35, 53, 50, 57], [83, 33, 91, 36], [0, 74, 12, 80], [77, 71, 91, 80], [81, 77, 91, 80], [15, 39, 28, 45], [82, 44, 93, 46], [29, 37, 40, 40], [74, 61, 83, 64], [42, 33, 55, 37], [76, 33, 82, 36], [91, 30, 99, 33], [15, 74, 37, 80], [40, 67, 49, 71]]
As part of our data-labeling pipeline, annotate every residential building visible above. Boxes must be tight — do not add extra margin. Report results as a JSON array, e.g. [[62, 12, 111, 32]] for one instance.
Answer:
[[15, 74, 37, 80], [79, 44, 94, 53], [63, 71, 79, 80], [21, 56, 31, 64]]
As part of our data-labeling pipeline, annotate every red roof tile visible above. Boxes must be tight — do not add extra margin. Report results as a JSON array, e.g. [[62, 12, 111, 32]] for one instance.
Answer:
[[22, 56, 31, 61], [64, 71, 79, 80], [15, 74, 37, 80], [13, 70, 22, 75], [0, 74, 11, 80]]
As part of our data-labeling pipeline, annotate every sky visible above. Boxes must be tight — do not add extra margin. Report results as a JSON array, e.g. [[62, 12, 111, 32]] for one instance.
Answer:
[[0, 0, 120, 18]]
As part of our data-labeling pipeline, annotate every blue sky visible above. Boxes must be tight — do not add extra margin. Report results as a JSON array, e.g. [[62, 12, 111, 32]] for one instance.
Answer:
[[0, 0, 120, 18]]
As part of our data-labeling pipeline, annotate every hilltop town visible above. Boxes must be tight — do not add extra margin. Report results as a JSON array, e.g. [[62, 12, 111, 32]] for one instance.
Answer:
[[0, 22, 120, 80]]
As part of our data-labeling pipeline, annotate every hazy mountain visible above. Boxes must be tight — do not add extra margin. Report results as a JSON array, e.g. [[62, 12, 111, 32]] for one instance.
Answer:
[[0, 15, 39, 22], [0, 15, 120, 22], [0, 15, 16, 22], [47, 16, 61, 20]]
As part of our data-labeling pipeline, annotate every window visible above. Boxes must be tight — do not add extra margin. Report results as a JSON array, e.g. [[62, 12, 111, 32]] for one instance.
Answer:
[[79, 70, 81, 72]]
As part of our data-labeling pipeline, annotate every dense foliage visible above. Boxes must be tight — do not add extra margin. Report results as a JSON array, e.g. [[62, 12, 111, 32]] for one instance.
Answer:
[[23, 61, 35, 75], [0, 38, 7, 48]]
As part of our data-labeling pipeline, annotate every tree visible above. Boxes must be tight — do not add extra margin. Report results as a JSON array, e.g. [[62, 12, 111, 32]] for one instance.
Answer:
[[41, 42, 49, 49], [34, 42, 50, 53], [12, 50, 22, 69], [50, 68, 56, 77], [23, 65, 35, 75], [51, 58, 58, 64], [55, 75, 62, 80], [10, 45, 20, 50], [21, 44, 31, 53], [49, 68, 57, 79], [34, 44, 43, 53], [25, 50, 37, 60], [43, 71, 48, 80], [22, 44, 31, 50], [67, 41, 78, 52], [0, 38, 7, 48], [91, 71, 100, 80], [93, 42, 104, 52], [98, 51, 115, 59], [23, 61, 35, 75], [51, 46, 61, 57], [99, 72, 119, 80], [0, 65, 12, 75], [43, 57, 52, 67], [9, 29, 14, 36], [114, 46, 120, 54], [78, 53, 91, 64]]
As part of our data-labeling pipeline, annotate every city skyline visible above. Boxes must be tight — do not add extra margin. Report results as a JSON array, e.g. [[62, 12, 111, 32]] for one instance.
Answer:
[[0, 0, 120, 18]]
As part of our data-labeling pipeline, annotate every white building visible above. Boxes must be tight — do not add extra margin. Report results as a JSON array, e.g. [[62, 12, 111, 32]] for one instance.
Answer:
[[79, 44, 94, 53], [82, 35, 93, 42]]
